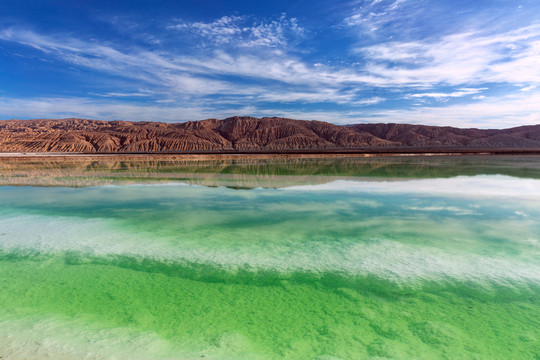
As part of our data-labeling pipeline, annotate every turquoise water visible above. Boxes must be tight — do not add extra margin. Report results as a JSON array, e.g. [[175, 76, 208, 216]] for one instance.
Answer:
[[0, 156, 539, 359]]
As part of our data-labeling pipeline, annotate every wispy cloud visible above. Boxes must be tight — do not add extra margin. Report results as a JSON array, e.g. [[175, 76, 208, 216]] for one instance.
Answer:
[[168, 14, 303, 48], [406, 88, 487, 101], [356, 25, 540, 86], [256, 90, 384, 105], [344, 0, 411, 33], [0, 25, 400, 118], [0, 95, 379, 124], [174, 50, 381, 87], [355, 91, 540, 128], [0, 27, 376, 105], [520, 85, 537, 92], [0, 96, 212, 122], [4, 22, 538, 96], [94, 91, 154, 98], [1, 89, 538, 129]]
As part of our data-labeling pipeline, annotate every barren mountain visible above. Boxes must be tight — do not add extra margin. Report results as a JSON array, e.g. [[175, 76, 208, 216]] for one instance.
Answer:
[[1, 117, 539, 153]]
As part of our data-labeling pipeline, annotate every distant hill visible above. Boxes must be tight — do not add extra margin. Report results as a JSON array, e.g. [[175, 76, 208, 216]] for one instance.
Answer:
[[1, 116, 540, 153]]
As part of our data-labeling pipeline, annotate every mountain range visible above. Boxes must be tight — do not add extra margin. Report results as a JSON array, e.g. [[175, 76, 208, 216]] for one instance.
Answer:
[[1, 116, 540, 153]]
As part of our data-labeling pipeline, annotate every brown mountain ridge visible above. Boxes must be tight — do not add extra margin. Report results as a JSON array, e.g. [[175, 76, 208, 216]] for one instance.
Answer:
[[1, 116, 540, 153]]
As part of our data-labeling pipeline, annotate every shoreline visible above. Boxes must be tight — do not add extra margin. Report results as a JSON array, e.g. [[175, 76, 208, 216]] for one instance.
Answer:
[[1, 148, 540, 160]]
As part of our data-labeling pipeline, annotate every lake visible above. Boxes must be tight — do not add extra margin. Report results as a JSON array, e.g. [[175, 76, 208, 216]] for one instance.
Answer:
[[0, 155, 539, 359]]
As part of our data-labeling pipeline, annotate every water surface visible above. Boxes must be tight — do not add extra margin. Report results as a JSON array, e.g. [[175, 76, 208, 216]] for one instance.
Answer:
[[0, 156, 539, 359]]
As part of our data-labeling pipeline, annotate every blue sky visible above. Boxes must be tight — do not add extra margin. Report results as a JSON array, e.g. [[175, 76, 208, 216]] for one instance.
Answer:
[[0, 0, 539, 128]]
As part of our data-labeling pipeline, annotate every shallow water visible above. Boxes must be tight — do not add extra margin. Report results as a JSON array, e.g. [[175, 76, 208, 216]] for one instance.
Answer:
[[0, 156, 539, 359]]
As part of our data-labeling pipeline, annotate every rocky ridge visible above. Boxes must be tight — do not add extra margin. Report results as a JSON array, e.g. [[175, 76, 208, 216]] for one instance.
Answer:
[[1, 116, 539, 152]]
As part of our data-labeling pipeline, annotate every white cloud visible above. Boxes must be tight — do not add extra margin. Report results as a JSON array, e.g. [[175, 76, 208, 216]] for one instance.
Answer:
[[355, 91, 540, 128], [0, 97, 211, 122], [520, 85, 537, 92], [0, 95, 387, 124], [388, 0, 407, 11], [94, 91, 153, 97], [235, 90, 540, 128], [176, 49, 394, 88], [354, 96, 386, 106], [406, 88, 487, 100], [169, 16, 244, 44], [344, 0, 411, 32], [1, 89, 538, 129], [5, 23, 537, 98], [0, 28, 190, 86], [258, 91, 344, 104], [356, 25, 540, 86], [0, 27, 375, 105], [264, 92, 384, 106], [168, 14, 303, 48]]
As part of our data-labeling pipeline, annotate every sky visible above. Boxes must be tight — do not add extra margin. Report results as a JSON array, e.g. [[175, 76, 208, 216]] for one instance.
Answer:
[[0, 0, 539, 128]]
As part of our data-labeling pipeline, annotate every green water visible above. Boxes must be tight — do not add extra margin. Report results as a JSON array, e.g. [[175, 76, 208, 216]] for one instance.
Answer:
[[0, 156, 539, 359]]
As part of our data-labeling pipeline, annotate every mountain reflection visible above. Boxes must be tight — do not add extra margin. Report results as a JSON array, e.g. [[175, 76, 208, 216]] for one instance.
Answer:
[[1, 155, 540, 188]]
